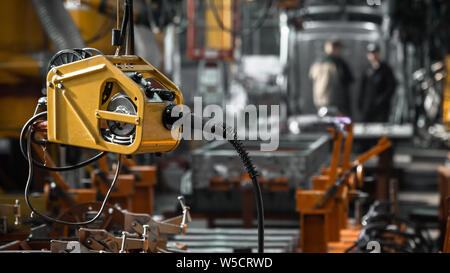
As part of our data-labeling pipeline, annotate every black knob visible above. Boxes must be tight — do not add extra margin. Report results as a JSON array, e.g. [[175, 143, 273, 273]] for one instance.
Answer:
[[154, 89, 176, 101], [162, 104, 183, 130], [130, 72, 143, 82], [144, 85, 154, 99]]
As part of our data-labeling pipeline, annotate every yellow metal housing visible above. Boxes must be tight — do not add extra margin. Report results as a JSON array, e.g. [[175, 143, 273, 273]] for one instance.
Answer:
[[46, 54, 183, 155]]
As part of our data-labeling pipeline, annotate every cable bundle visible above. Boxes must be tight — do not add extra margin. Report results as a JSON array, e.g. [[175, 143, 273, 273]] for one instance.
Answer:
[[346, 201, 435, 253]]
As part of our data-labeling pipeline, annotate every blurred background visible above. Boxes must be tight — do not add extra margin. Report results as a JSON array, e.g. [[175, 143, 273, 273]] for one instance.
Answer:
[[0, 0, 449, 253]]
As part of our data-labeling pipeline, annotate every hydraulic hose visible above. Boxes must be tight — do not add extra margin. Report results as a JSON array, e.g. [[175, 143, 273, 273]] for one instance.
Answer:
[[189, 113, 265, 253]]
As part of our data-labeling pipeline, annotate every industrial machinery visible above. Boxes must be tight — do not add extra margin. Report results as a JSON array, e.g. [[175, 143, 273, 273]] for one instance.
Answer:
[[48, 197, 192, 253], [20, 0, 185, 231], [0, 197, 191, 253], [294, 116, 392, 252], [190, 134, 329, 221], [17, 0, 265, 253], [0, 200, 20, 235], [345, 201, 435, 253]]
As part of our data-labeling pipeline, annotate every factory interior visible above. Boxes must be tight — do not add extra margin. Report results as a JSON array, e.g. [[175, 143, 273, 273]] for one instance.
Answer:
[[0, 0, 450, 255]]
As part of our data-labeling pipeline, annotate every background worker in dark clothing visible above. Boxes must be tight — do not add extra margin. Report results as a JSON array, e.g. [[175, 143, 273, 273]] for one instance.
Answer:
[[309, 40, 354, 116], [359, 43, 397, 122]]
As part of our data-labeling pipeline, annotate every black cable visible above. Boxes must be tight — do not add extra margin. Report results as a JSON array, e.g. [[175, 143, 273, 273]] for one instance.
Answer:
[[24, 126, 123, 226], [362, 213, 433, 252], [348, 220, 432, 253], [229, 135, 265, 253], [207, 0, 274, 36], [83, 47, 104, 56], [19, 112, 106, 172], [344, 240, 359, 253], [116, 0, 130, 54], [126, 0, 135, 55], [189, 114, 265, 253]]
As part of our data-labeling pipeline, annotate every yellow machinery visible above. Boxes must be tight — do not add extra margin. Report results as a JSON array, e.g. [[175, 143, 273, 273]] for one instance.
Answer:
[[0, 0, 130, 138], [187, 0, 235, 60], [296, 121, 392, 253], [19, 0, 184, 155], [19, 0, 186, 227], [4, 0, 264, 253], [46, 54, 183, 154], [0, 0, 46, 138]]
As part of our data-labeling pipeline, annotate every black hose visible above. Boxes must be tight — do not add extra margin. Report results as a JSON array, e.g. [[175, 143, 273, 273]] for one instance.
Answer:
[[190, 114, 265, 253], [126, 0, 135, 55], [24, 124, 123, 226], [229, 136, 265, 253], [19, 112, 106, 172]]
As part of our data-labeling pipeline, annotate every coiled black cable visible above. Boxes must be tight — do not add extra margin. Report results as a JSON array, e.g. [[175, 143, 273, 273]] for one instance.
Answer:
[[229, 135, 264, 253], [191, 114, 265, 253], [19, 112, 106, 172], [24, 116, 123, 225]]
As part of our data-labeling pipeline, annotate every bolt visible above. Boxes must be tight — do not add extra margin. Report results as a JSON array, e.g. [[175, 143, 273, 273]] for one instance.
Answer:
[[57, 83, 63, 89], [52, 68, 58, 74], [86, 239, 92, 245], [46, 82, 51, 87]]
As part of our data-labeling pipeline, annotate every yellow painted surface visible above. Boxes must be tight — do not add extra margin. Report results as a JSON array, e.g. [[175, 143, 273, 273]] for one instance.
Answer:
[[0, 0, 46, 85], [0, 0, 46, 54], [67, 2, 116, 55], [205, 0, 233, 50], [0, 96, 39, 138], [46, 54, 183, 154]]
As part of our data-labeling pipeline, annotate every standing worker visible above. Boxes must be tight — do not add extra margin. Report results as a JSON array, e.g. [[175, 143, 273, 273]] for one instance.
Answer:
[[309, 40, 354, 116], [359, 43, 397, 122]]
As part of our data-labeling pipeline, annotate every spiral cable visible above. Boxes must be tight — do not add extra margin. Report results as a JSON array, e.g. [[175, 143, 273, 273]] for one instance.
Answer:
[[193, 115, 265, 253]]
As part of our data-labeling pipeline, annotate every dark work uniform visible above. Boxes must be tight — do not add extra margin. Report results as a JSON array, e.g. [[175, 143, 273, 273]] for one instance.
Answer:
[[323, 55, 354, 116], [359, 62, 397, 122]]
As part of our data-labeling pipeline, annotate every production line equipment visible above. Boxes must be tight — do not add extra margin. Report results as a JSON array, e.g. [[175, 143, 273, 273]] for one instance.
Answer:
[[290, 116, 393, 253], [19, 0, 264, 253]]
